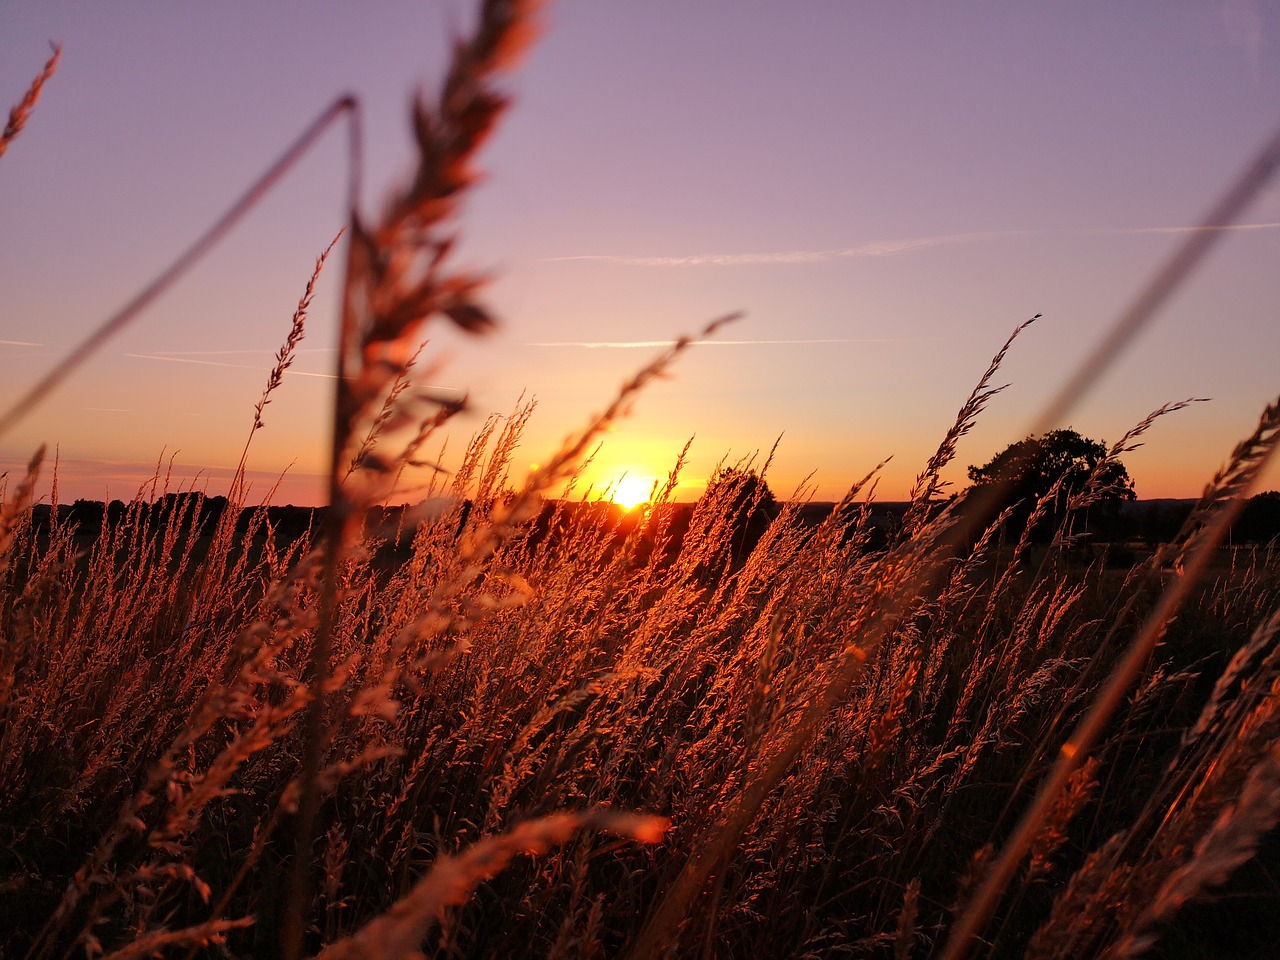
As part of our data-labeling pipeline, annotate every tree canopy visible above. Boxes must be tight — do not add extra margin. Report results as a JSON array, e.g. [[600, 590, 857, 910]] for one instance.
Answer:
[[1233, 490, 1280, 545], [965, 428, 1134, 542], [701, 466, 777, 516], [698, 466, 779, 565]]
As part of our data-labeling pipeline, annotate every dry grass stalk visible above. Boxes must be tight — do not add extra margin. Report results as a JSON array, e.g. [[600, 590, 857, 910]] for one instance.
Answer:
[[345, 342, 429, 479], [627, 317, 1036, 960], [229, 231, 344, 501], [313, 811, 666, 960], [286, 4, 546, 953], [1027, 600, 1280, 958], [1027, 756, 1099, 880], [0, 446, 43, 578], [1107, 745, 1280, 959], [94, 917, 253, 960], [334, 0, 547, 482], [902, 312, 1039, 536], [1064, 398, 1207, 522], [1186, 604, 1280, 747], [0, 93, 359, 440], [941, 392, 1280, 960], [0, 44, 59, 161], [1024, 836, 1132, 960], [894, 878, 922, 960]]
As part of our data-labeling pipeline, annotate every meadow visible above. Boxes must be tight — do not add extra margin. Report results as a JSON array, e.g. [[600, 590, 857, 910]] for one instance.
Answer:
[[4, 2, 1280, 958]]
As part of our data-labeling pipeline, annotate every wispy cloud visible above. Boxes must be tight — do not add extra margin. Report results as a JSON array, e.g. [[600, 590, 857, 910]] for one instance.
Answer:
[[0, 339, 43, 347], [123, 352, 465, 393], [124, 353, 338, 379], [1098, 221, 1280, 236], [539, 220, 1280, 269], [522, 338, 909, 349], [84, 407, 129, 413], [537, 232, 1020, 267], [138, 347, 338, 356]]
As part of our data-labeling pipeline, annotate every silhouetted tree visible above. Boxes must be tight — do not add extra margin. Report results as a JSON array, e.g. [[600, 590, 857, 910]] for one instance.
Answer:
[[965, 428, 1134, 543], [1233, 490, 1280, 545], [699, 467, 778, 565]]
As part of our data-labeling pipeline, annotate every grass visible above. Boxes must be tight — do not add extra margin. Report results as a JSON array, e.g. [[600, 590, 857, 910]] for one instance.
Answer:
[[3, 2, 1280, 957]]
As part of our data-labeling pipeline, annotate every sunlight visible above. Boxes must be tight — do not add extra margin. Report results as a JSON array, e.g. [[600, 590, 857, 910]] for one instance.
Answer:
[[610, 474, 658, 510]]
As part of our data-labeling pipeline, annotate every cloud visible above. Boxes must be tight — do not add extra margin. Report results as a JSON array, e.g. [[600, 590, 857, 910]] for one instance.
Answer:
[[537, 221, 1280, 271], [536, 232, 1021, 267], [123, 352, 465, 392], [124, 352, 338, 379], [125, 353, 261, 370], [1100, 221, 1280, 236], [0, 339, 43, 347], [522, 338, 910, 349], [137, 347, 338, 356]]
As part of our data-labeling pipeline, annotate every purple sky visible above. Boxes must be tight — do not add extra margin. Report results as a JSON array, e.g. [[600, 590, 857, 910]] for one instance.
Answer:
[[2, 1, 1279, 505]]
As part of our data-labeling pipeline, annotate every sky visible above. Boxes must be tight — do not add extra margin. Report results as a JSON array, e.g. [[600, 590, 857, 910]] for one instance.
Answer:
[[2, 1, 1279, 506]]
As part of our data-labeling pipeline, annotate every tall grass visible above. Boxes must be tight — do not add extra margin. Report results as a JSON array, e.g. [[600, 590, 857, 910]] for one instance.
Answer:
[[3, 3, 1280, 957]]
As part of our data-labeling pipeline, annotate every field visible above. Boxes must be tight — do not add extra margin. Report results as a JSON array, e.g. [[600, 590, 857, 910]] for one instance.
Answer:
[[4, 3, 1280, 959]]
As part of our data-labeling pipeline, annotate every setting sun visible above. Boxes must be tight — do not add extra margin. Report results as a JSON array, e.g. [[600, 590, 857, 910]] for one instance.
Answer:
[[610, 474, 658, 510]]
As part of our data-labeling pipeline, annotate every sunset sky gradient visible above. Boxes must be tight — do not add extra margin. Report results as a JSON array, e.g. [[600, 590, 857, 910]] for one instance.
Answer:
[[2, 1, 1279, 505]]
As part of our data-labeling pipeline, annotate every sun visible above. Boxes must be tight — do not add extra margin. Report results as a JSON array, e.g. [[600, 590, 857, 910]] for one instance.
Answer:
[[610, 474, 657, 510]]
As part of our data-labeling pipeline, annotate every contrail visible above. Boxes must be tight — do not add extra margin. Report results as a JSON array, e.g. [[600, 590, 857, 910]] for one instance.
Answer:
[[521, 338, 910, 349], [538, 221, 1280, 268], [536, 232, 1013, 267], [124, 352, 339, 379], [123, 353, 464, 392], [136, 347, 338, 356], [1097, 221, 1280, 236], [0, 339, 43, 347]]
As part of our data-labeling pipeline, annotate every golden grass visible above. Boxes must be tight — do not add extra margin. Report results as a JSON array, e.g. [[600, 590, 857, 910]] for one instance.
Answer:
[[0, 43, 59, 161], [4, 2, 1280, 958]]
